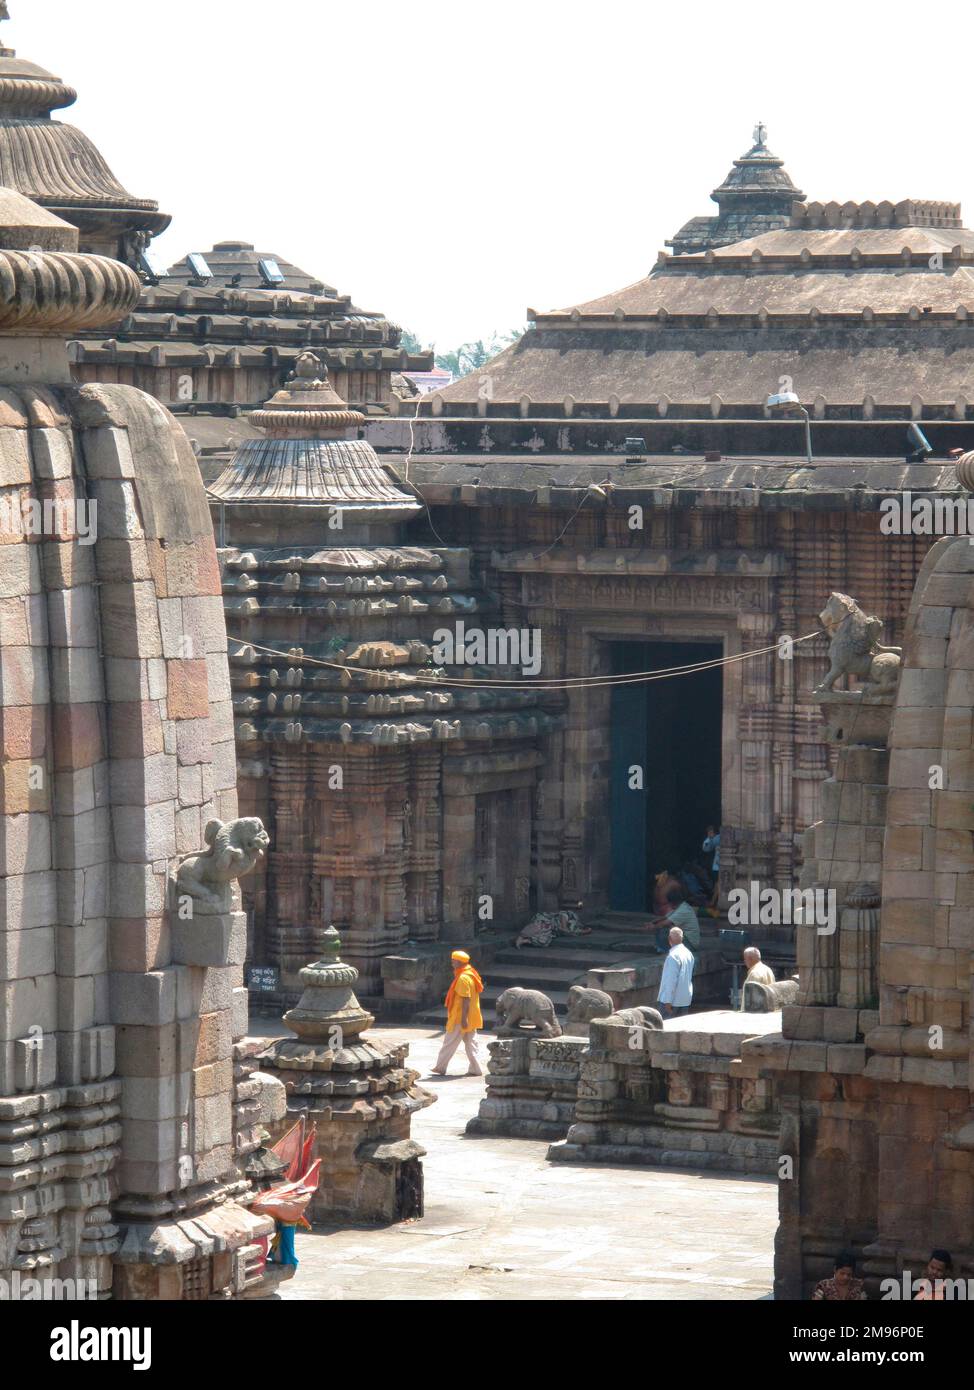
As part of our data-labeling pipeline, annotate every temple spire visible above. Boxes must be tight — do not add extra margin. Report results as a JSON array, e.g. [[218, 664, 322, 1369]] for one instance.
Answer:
[[752, 120, 767, 151]]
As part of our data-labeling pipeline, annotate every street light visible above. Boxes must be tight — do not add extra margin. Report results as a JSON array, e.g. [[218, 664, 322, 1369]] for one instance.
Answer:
[[766, 391, 813, 464]]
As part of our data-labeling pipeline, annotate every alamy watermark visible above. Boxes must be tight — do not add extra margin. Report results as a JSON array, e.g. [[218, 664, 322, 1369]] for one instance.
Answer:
[[0, 494, 97, 545], [727, 882, 837, 935], [881, 1270, 973, 1300], [0, 1272, 97, 1301], [432, 621, 541, 676], [879, 493, 974, 538]]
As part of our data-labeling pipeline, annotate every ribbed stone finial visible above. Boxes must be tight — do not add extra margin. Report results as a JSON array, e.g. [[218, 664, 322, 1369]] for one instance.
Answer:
[[954, 450, 974, 491], [281, 925, 374, 1041], [250, 351, 366, 436], [0, 187, 140, 334]]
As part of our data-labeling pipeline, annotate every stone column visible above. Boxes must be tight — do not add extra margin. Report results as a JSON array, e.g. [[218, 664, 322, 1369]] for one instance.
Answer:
[[798, 692, 891, 1007]]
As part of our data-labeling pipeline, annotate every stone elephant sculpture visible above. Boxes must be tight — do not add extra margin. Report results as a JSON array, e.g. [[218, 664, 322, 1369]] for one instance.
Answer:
[[566, 985, 615, 1031], [494, 987, 562, 1037]]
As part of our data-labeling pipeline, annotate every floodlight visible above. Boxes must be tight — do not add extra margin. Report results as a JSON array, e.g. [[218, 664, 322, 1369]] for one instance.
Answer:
[[187, 252, 212, 286], [137, 252, 159, 286], [906, 422, 933, 462], [258, 257, 285, 288], [766, 391, 813, 464]]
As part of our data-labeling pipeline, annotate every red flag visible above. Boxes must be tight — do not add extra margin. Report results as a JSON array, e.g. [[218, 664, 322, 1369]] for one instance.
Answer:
[[270, 1117, 304, 1181], [299, 1123, 317, 1177]]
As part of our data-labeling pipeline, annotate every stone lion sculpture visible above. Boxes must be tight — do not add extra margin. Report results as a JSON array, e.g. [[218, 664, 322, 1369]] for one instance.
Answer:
[[175, 816, 270, 914], [566, 985, 615, 1031], [494, 987, 562, 1037], [814, 592, 902, 694]]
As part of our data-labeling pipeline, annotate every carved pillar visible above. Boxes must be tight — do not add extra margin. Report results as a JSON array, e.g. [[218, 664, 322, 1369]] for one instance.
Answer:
[[440, 781, 477, 942], [267, 744, 314, 988], [311, 746, 410, 996], [404, 747, 442, 941], [799, 691, 892, 1007], [838, 882, 880, 1009], [736, 609, 777, 887]]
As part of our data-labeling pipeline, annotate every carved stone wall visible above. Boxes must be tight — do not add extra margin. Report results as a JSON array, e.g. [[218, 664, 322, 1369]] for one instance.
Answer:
[[748, 537, 974, 1297], [547, 1011, 781, 1173], [0, 194, 269, 1300]]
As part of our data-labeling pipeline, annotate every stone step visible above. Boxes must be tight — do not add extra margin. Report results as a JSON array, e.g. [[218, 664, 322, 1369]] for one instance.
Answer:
[[485, 960, 618, 986], [491, 944, 656, 969]]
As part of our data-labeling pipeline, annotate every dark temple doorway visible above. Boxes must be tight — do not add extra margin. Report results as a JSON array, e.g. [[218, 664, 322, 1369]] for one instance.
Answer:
[[608, 640, 723, 911]]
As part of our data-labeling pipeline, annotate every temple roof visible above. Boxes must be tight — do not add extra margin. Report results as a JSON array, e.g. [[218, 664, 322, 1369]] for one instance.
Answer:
[[424, 336, 974, 410], [430, 179, 974, 416], [400, 454, 964, 510], [210, 353, 421, 514], [667, 125, 804, 255], [163, 241, 337, 295], [0, 9, 168, 258], [208, 437, 421, 510]]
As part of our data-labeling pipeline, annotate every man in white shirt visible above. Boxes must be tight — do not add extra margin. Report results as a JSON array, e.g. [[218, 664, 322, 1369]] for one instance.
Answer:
[[740, 947, 775, 1009], [657, 926, 694, 1018]]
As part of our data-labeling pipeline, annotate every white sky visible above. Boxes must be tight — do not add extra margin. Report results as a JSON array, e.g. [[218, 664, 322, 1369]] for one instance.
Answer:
[[15, 0, 974, 351]]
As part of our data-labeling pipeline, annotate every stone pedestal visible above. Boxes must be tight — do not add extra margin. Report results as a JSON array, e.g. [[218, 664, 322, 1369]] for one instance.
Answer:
[[549, 1010, 781, 1173], [258, 927, 434, 1223], [466, 1035, 587, 1140]]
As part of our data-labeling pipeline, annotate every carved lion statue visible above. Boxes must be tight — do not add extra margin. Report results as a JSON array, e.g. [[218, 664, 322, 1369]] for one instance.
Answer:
[[566, 985, 615, 1030], [175, 816, 270, 914], [494, 987, 562, 1037], [814, 592, 902, 694]]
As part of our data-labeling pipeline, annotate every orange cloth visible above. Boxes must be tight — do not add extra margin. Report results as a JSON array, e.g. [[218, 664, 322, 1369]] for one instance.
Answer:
[[445, 964, 484, 1033]]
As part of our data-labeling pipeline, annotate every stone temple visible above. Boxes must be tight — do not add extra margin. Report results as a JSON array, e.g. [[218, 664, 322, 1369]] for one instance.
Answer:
[[3, 10, 968, 996], [2, 0, 974, 1306], [0, 185, 277, 1298]]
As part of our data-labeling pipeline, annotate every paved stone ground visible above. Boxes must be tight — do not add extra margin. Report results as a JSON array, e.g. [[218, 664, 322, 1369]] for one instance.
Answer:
[[256, 1022, 778, 1301]]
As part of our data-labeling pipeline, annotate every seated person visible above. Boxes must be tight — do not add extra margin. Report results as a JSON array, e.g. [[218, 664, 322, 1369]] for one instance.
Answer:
[[651, 887, 700, 954], [913, 1249, 954, 1300], [652, 869, 682, 916], [679, 864, 710, 908], [812, 1253, 867, 1301], [739, 946, 775, 1009]]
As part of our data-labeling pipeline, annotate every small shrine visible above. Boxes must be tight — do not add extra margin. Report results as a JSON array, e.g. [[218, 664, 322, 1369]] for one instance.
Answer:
[[258, 928, 435, 1223]]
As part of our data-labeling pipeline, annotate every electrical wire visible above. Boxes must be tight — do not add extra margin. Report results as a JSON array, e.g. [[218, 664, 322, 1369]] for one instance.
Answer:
[[224, 630, 823, 692]]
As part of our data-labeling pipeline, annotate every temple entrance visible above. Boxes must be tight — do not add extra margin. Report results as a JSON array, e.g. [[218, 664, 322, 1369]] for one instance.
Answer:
[[608, 640, 723, 911]]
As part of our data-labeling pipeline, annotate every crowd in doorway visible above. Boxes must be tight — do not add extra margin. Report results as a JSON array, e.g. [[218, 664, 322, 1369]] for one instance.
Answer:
[[651, 824, 721, 922]]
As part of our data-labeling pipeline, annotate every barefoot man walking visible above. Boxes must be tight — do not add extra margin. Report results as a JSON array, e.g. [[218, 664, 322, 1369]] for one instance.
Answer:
[[431, 950, 485, 1076]]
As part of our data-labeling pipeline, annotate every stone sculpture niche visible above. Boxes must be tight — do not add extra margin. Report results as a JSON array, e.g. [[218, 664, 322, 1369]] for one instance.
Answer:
[[495, 987, 563, 1037], [813, 592, 902, 694]]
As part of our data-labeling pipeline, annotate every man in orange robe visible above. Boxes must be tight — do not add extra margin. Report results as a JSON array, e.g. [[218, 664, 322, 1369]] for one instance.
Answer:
[[431, 950, 484, 1076]]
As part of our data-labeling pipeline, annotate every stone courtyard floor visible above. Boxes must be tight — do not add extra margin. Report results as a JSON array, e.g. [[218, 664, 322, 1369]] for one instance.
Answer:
[[254, 1022, 778, 1301]]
